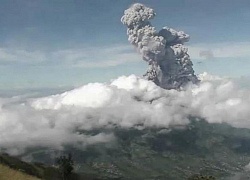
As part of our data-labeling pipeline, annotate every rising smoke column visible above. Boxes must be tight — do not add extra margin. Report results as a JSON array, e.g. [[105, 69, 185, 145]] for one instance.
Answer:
[[121, 3, 199, 89]]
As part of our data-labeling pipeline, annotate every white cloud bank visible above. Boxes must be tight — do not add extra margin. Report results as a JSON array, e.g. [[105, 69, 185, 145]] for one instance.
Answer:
[[0, 73, 250, 155]]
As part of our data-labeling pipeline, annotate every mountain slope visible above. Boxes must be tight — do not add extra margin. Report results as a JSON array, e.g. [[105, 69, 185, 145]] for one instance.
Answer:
[[0, 164, 40, 180], [0, 153, 63, 180], [12, 119, 250, 179]]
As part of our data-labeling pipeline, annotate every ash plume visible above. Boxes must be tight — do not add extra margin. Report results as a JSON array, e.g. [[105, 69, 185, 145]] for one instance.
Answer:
[[121, 3, 199, 89]]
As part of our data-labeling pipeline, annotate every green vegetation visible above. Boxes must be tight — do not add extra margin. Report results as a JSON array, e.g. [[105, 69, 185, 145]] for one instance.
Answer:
[[3, 119, 250, 179], [68, 119, 250, 179], [0, 153, 61, 179], [0, 164, 40, 180], [56, 153, 74, 180], [0, 153, 104, 180]]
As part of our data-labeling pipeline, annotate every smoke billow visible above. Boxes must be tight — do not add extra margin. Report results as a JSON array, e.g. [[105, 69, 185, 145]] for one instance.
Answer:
[[121, 3, 198, 89]]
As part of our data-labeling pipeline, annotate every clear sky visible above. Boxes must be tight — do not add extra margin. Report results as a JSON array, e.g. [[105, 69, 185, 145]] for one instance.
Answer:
[[0, 0, 250, 93]]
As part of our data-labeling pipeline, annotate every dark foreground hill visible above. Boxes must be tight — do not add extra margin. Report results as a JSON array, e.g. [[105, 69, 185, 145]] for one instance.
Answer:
[[4, 119, 250, 180], [0, 153, 65, 180], [0, 163, 40, 180], [0, 153, 99, 180]]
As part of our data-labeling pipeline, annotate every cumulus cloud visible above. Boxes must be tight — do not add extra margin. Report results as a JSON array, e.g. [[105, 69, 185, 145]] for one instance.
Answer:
[[0, 73, 250, 155], [0, 99, 115, 155]]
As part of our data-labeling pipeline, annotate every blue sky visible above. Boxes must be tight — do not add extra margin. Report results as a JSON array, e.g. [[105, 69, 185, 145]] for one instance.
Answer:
[[0, 0, 250, 93]]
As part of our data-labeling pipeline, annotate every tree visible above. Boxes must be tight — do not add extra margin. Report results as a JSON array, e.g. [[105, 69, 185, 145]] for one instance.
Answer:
[[55, 153, 74, 180]]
